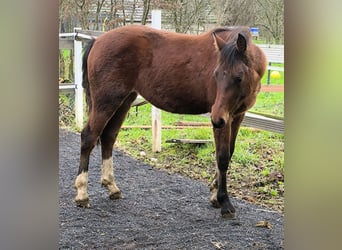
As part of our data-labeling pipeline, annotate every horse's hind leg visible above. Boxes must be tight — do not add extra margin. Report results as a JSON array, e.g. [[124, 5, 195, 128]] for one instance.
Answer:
[[100, 92, 137, 200], [75, 95, 129, 207]]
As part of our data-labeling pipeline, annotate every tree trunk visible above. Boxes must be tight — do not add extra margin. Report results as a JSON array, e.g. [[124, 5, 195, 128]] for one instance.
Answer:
[[121, 0, 126, 25], [130, 0, 137, 24], [95, 0, 105, 30], [141, 0, 151, 25]]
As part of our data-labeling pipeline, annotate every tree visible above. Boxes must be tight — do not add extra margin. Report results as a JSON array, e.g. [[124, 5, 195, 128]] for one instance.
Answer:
[[75, 0, 92, 29], [141, 0, 151, 25], [58, 0, 283, 43], [161, 0, 210, 34], [95, 0, 106, 30], [255, 0, 284, 43], [211, 0, 258, 27]]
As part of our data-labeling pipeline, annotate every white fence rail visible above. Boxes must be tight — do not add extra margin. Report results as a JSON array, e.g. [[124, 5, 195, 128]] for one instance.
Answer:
[[257, 44, 284, 84]]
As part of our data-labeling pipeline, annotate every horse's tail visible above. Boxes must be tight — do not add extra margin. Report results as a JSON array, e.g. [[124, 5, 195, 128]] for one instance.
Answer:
[[82, 38, 96, 114]]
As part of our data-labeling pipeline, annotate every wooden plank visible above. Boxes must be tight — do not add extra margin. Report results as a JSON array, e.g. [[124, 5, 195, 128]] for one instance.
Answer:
[[242, 113, 284, 134], [165, 139, 212, 144], [260, 85, 284, 92], [174, 121, 211, 127], [121, 125, 211, 129], [201, 112, 284, 134]]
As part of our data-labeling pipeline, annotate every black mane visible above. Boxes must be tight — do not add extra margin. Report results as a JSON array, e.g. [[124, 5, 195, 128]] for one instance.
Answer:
[[213, 27, 251, 66]]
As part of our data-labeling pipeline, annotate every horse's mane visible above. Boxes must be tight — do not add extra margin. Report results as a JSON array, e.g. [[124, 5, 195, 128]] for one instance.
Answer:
[[212, 27, 251, 66]]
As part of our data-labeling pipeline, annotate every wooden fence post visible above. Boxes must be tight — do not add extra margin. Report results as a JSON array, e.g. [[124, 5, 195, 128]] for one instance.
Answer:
[[151, 10, 162, 152], [74, 27, 84, 130]]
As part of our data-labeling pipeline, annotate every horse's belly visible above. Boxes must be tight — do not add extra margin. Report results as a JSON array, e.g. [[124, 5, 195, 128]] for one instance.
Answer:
[[139, 93, 210, 115]]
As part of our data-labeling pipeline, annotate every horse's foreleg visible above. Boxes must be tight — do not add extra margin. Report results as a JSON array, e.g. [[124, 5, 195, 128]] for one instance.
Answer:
[[210, 113, 245, 218], [100, 92, 137, 200]]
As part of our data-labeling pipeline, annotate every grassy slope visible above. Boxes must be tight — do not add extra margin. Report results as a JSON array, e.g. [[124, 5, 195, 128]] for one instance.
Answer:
[[117, 95, 284, 212]]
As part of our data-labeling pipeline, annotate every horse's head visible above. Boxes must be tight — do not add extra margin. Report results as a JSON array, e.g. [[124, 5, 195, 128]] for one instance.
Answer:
[[210, 29, 267, 129]]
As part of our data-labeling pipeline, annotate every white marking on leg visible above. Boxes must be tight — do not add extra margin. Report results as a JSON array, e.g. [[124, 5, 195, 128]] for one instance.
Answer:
[[101, 158, 121, 198], [74, 171, 89, 206]]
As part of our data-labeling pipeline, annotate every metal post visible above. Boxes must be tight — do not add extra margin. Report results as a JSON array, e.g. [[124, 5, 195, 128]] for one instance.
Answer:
[[151, 10, 162, 152], [74, 27, 84, 130], [267, 62, 271, 85]]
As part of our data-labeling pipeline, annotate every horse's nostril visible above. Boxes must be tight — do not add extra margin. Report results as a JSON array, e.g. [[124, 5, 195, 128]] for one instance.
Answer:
[[211, 118, 226, 129]]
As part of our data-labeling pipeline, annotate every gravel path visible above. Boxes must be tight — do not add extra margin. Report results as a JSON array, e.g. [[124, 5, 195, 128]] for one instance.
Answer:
[[59, 128, 284, 249]]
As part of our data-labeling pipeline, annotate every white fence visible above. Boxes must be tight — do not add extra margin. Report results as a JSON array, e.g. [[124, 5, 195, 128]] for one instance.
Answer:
[[258, 44, 284, 84]]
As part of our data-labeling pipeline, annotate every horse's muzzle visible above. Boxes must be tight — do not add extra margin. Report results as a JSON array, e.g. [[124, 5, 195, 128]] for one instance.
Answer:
[[211, 117, 226, 129]]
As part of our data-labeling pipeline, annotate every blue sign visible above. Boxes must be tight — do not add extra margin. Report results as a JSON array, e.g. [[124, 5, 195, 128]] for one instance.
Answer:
[[250, 27, 259, 37]]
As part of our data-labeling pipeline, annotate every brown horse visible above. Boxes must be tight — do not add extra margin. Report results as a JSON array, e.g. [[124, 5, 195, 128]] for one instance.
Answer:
[[74, 25, 267, 218]]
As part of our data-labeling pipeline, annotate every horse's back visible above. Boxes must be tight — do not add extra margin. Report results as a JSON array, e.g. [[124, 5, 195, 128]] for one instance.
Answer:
[[87, 25, 216, 114]]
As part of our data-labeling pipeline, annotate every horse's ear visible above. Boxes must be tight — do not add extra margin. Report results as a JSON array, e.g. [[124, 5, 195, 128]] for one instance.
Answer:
[[236, 33, 247, 53], [212, 32, 226, 51]]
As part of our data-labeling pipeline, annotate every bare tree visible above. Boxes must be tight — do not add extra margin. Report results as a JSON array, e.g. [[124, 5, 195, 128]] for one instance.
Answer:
[[141, 0, 151, 25], [211, 0, 283, 43], [95, 0, 106, 30], [162, 0, 209, 33], [255, 0, 284, 43], [60, 0, 78, 32], [211, 0, 258, 26], [129, 0, 137, 24], [58, 0, 283, 43], [74, 0, 92, 29], [121, 0, 126, 25]]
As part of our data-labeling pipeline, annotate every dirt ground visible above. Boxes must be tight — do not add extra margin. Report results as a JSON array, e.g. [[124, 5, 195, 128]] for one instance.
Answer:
[[59, 128, 284, 249]]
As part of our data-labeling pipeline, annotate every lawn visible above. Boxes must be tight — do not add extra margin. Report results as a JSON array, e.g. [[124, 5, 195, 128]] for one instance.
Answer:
[[116, 95, 284, 211]]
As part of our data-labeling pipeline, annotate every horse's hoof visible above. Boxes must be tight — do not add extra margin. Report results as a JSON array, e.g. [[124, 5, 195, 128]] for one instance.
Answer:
[[210, 196, 221, 208], [221, 211, 236, 219], [209, 186, 221, 208], [75, 198, 90, 208], [221, 204, 236, 219], [109, 191, 122, 200]]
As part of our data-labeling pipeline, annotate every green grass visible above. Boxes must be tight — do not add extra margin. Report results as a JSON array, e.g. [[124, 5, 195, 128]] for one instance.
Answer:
[[59, 49, 73, 81], [115, 100, 284, 211], [251, 92, 284, 117]]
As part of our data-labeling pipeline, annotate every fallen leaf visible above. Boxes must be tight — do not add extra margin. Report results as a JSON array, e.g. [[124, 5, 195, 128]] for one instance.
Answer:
[[246, 196, 255, 203], [212, 241, 224, 249], [255, 220, 272, 229]]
